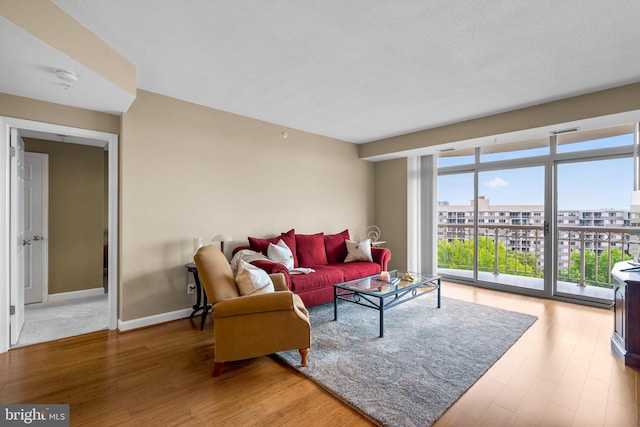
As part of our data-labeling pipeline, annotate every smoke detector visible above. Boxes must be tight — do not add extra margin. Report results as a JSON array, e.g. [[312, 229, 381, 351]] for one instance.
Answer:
[[55, 69, 78, 83]]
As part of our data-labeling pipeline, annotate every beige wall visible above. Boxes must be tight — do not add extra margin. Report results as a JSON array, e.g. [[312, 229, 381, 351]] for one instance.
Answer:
[[1, 90, 375, 324], [24, 138, 105, 294], [374, 159, 407, 270], [119, 90, 374, 321], [0, 93, 120, 135]]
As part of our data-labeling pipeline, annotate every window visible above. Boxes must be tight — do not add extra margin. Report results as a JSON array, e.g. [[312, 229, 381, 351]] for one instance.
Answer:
[[435, 122, 635, 306]]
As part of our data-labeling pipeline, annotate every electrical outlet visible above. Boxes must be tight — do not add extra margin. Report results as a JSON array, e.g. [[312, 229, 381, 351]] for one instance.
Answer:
[[187, 283, 195, 295]]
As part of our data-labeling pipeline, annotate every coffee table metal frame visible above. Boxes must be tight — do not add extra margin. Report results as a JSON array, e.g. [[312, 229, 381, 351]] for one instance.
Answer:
[[333, 270, 441, 337]]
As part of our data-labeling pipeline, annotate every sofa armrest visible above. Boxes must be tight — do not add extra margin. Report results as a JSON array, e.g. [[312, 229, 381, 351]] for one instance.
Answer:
[[251, 260, 292, 289], [371, 247, 391, 271], [232, 245, 251, 255], [214, 291, 299, 318]]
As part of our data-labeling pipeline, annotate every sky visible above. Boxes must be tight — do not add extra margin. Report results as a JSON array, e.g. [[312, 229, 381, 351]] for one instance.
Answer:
[[438, 134, 635, 210]]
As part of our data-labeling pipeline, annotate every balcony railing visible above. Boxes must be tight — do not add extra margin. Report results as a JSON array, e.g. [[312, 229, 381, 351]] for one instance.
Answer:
[[438, 224, 632, 289]]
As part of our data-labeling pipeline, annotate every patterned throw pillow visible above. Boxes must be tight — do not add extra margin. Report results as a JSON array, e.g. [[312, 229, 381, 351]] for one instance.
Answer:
[[344, 239, 373, 262]]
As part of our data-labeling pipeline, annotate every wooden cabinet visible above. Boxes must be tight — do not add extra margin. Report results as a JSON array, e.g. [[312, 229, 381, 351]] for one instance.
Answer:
[[611, 261, 640, 368]]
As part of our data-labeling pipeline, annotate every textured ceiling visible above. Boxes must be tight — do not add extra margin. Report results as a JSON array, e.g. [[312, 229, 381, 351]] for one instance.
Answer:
[[36, 1, 640, 143]]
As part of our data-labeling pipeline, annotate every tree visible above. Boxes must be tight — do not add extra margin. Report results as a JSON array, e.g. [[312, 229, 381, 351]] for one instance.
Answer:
[[439, 236, 540, 277], [439, 236, 628, 287], [596, 247, 633, 285]]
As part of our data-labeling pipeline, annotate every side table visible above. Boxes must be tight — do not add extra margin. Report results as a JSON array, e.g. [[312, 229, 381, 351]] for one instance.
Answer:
[[185, 262, 211, 330]]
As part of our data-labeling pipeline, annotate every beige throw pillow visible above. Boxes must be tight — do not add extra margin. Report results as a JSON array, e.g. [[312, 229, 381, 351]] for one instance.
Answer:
[[235, 260, 275, 295], [344, 239, 373, 262]]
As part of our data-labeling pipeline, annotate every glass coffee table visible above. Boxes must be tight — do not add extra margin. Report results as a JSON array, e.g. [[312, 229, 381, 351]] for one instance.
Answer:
[[333, 270, 440, 337]]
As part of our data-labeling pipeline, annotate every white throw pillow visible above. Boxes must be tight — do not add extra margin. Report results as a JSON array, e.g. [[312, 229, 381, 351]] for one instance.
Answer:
[[267, 239, 295, 270], [344, 239, 373, 262], [235, 260, 275, 296]]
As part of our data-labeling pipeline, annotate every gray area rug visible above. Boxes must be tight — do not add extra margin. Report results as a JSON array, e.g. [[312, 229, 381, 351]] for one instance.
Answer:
[[14, 294, 108, 348], [276, 294, 537, 427]]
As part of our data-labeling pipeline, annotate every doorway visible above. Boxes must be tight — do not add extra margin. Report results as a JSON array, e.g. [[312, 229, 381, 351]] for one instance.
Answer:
[[0, 117, 119, 353]]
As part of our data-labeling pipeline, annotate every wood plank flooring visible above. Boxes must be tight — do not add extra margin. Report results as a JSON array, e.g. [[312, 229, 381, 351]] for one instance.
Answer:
[[0, 282, 637, 426]]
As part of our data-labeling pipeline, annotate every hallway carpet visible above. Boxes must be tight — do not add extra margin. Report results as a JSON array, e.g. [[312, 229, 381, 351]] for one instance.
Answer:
[[13, 294, 108, 348]]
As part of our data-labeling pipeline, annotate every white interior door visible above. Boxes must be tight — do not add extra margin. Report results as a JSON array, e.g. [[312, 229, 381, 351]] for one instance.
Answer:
[[9, 128, 25, 345], [23, 153, 47, 304]]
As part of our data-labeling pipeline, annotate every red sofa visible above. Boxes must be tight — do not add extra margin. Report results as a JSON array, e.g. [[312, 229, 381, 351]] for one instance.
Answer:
[[233, 229, 391, 307]]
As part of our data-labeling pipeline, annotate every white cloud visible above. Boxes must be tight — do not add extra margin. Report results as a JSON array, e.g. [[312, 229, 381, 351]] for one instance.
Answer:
[[486, 177, 508, 188]]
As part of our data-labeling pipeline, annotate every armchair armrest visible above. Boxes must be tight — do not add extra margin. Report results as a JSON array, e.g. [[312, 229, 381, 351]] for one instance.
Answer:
[[372, 247, 391, 270], [214, 290, 298, 318], [269, 273, 288, 292]]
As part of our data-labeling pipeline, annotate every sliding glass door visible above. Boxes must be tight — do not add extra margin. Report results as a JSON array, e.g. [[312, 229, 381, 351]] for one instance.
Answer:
[[555, 144, 634, 303], [476, 166, 545, 291], [435, 123, 636, 306], [437, 173, 475, 281]]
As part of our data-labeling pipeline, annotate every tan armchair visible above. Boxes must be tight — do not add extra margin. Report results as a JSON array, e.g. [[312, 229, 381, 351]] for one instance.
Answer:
[[194, 245, 311, 377]]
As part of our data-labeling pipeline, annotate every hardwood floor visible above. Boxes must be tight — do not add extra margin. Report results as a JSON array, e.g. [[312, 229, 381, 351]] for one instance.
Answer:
[[0, 282, 637, 426]]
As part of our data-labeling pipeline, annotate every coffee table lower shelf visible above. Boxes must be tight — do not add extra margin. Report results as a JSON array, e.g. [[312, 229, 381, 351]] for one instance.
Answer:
[[333, 272, 441, 337]]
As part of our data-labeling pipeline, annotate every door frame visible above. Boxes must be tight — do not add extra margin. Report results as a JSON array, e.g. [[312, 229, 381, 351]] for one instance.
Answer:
[[9, 129, 25, 346], [24, 152, 49, 304], [0, 117, 119, 353]]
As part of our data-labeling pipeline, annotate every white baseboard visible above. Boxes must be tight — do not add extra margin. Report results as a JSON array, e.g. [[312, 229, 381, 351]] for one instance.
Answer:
[[117, 308, 193, 332], [47, 287, 105, 303]]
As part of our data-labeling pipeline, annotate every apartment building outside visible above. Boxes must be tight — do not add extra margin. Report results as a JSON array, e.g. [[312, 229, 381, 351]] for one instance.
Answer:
[[438, 196, 630, 269]]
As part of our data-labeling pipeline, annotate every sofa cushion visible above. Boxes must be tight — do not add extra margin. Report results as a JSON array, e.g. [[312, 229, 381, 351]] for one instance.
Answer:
[[249, 228, 297, 267], [267, 239, 294, 270], [330, 262, 381, 281], [248, 235, 280, 254], [345, 239, 373, 262], [235, 260, 275, 296], [296, 233, 328, 267], [324, 229, 350, 263], [289, 265, 344, 293]]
